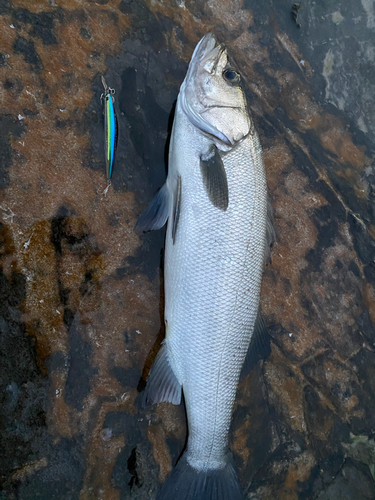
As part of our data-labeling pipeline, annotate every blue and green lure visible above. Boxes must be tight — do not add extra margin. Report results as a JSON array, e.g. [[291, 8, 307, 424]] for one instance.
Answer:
[[101, 76, 118, 181]]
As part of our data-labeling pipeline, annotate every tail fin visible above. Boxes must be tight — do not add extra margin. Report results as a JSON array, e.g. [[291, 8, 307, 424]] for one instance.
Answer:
[[157, 455, 243, 500]]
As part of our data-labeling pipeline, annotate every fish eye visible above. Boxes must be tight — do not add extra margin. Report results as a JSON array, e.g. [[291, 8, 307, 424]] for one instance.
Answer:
[[223, 69, 240, 84]]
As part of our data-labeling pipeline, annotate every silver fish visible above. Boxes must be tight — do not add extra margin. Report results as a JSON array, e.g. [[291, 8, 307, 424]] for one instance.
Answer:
[[136, 33, 275, 500]]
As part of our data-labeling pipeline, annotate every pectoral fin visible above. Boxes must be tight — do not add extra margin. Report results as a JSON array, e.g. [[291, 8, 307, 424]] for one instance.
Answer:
[[142, 344, 182, 407], [135, 183, 170, 232], [240, 308, 271, 380], [200, 148, 229, 211]]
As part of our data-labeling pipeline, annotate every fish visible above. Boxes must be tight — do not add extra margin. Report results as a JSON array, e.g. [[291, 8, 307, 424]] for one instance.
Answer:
[[101, 75, 118, 181], [136, 33, 275, 500]]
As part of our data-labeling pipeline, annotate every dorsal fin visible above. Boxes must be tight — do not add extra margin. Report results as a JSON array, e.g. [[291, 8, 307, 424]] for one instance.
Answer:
[[264, 195, 276, 265], [240, 308, 271, 380]]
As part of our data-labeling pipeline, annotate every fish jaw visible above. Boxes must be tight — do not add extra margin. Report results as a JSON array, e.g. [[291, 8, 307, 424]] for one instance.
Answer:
[[179, 32, 251, 149]]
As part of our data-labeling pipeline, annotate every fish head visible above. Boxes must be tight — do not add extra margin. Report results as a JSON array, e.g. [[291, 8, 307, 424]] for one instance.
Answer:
[[180, 33, 251, 149]]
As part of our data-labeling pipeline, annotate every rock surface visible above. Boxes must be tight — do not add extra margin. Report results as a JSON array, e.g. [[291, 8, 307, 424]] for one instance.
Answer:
[[1, 1, 375, 499]]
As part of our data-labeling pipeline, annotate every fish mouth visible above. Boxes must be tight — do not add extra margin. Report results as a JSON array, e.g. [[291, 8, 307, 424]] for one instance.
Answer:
[[190, 33, 226, 75]]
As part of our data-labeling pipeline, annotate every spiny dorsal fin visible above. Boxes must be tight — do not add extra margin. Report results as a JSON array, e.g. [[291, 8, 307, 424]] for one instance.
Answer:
[[172, 176, 182, 244], [200, 148, 229, 211], [135, 183, 169, 232], [240, 308, 271, 380], [142, 343, 182, 407], [265, 195, 276, 265]]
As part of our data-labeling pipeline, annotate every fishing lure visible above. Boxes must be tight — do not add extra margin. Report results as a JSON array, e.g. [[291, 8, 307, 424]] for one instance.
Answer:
[[101, 75, 118, 181]]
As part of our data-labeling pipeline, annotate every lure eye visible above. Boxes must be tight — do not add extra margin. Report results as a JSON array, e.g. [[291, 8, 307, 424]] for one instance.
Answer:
[[223, 69, 240, 85]]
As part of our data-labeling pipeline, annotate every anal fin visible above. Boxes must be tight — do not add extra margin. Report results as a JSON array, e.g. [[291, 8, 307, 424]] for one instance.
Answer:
[[143, 344, 182, 407], [240, 308, 271, 380]]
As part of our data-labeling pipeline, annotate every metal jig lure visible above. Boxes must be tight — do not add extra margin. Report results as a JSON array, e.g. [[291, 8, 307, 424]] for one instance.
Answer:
[[101, 76, 118, 181]]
